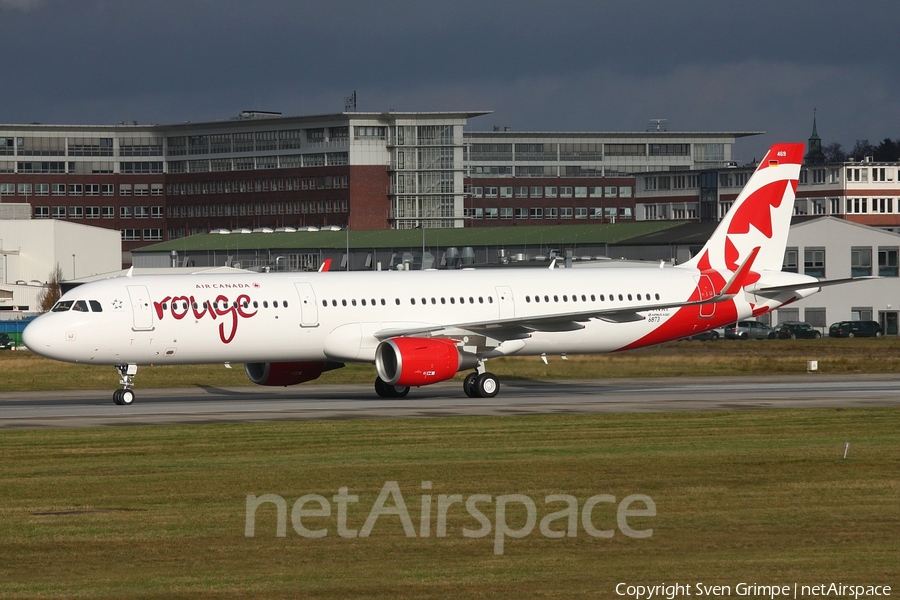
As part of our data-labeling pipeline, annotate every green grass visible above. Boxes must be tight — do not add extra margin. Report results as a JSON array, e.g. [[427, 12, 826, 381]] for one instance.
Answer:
[[0, 410, 896, 598], [2, 337, 900, 392]]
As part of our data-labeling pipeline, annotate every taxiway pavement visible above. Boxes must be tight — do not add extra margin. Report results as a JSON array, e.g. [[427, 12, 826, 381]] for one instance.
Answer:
[[0, 374, 898, 429]]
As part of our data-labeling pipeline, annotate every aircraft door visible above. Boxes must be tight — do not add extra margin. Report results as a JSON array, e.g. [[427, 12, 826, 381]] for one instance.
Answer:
[[126, 285, 154, 331], [496, 286, 515, 319], [294, 282, 319, 327], [695, 275, 716, 318]]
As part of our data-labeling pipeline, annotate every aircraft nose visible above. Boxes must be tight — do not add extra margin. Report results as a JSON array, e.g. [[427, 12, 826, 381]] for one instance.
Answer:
[[22, 315, 59, 357]]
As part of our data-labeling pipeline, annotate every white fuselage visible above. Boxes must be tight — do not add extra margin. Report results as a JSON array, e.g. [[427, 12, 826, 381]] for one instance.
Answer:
[[23, 265, 813, 367]]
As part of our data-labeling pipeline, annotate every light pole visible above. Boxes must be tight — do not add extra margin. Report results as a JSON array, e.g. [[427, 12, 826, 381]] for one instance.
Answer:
[[72, 254, 76, 279]]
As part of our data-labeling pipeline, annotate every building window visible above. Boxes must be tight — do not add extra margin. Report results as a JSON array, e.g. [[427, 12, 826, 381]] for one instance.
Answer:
[[851, 247, 872, 277], [804, 248, 825, 278], [575, 207, 588, 219], [514, 207, 527, 219], [878, 247, 899, 277], [560, 207, 573, 219], [122, 229, 141, 241], [86, 206, 100, 219], [546, 207, 558, 219], [102, 206, 114, 219], [52, 206, 66, 218], [34, 206, 49, 218], [143, 228, 162, 241], [851, 307, 873, 321], [500, 207, 513, 219], [783, 247, 798, 273], [529, 207, 543, 219]]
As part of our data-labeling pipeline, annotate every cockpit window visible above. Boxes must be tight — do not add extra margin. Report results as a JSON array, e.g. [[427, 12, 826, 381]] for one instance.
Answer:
[[72, 300, 89, 312], [89, 300, 103, 312], [51, 300, 73, 312]]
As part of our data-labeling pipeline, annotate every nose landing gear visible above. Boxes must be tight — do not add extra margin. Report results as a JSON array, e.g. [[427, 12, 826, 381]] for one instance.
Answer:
[[113, 364, 138, 405]]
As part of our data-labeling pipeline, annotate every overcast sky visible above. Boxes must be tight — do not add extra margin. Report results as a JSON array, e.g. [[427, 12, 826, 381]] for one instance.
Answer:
[[2, 0, 898, 162]]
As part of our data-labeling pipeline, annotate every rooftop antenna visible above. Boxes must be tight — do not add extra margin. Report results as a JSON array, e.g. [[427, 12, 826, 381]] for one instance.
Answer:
[[646, 119, 669, 132], [344, 91, 357, 112]]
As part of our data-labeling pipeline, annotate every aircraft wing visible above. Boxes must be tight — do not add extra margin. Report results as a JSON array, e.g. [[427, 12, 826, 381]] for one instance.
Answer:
[[374, 248, 760, 342]]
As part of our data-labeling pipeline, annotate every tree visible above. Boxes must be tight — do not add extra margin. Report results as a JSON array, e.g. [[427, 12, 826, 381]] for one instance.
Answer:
[[822, 142, 847, 163], [874, 138, 900, 162], [849, 139, 876, 161], [36, 265, 63, 313]]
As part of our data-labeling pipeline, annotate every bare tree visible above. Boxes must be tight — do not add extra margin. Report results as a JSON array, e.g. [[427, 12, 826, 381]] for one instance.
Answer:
[[822, 142, 847, 163], [850, 139, 876, 161], [36, 265, 63, 313]]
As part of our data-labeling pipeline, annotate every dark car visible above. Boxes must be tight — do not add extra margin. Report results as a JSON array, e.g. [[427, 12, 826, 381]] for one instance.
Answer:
[[775, 321, 822, 339], [683, 327, 725, 341], [724, 321, 777, 340], [0, 333, 12, 350], [828, 321, 884, 338]]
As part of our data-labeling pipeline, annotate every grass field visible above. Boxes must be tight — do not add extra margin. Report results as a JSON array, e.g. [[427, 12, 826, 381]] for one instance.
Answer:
[[2, 337, 900, 392], [0, 409, 897, 598]]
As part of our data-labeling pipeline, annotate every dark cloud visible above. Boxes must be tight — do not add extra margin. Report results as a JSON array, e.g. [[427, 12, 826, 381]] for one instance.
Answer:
[[1, 0, 898, 161]]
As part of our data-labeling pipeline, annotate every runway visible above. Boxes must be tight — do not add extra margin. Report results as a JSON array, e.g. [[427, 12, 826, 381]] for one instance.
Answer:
[[1, 374, 899, 429]]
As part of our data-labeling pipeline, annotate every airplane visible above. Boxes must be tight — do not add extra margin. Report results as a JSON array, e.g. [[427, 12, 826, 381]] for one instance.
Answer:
[[22, 143, 852, 405]]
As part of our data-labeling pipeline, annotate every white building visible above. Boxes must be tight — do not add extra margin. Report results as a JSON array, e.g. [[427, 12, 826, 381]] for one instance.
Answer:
[[0, 216, 121, 314], [769, 217, 900, 333]]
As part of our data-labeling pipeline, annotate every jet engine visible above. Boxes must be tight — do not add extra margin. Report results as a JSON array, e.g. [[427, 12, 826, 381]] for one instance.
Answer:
[[244, 361, 344, 386], [375, 337, 477, 387]]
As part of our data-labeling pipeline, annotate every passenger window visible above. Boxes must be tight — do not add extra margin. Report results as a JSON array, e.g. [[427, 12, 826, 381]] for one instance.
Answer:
[[411, 298, 416, 305], [361, 299, 367, 306], [265, 301, 270, 308], [89, 300, 103, 312], [488, 297, 493, 303], [340, 300, 346, 307], [283, 301, 288, 308], [322, 300, 327, 307]]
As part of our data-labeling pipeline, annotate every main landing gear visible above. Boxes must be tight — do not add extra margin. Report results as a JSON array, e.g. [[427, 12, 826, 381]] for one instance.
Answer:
[[463, 371, 499, 398], [374, 377, 410, 398], [113, 364, 138, 405]]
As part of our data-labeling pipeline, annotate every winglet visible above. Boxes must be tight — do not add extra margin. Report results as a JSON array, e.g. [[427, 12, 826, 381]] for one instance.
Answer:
[[126, 266, 134, 278], [318, 258, 332, 272]]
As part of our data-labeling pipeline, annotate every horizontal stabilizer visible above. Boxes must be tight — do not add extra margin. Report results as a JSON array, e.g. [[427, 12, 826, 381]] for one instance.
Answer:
[[748, 276, 879, 296]]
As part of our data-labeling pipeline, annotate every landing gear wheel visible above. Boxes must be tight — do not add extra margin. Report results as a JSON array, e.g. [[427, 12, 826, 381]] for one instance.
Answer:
[[113, 389, 134, 405], [374, 377, 410, 398], [474, 372, 499, 398], [463, 373, 478, 398]]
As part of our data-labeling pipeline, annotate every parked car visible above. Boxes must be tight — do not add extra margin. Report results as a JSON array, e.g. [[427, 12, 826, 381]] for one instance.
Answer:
[[0, 333, 12, 350], [683, 327, 725, 341], [828, 321, 884, 338], [775, 321, 822, 339], [724, 321, 777, 340]]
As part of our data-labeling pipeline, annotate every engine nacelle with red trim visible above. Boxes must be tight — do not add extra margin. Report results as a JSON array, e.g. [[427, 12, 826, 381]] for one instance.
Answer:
[[375, 337, 478, 387], [244, 360, 344, 386]]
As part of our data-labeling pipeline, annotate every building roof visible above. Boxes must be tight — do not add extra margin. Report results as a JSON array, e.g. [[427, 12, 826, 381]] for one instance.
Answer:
[[134, 222, 687, 254]]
